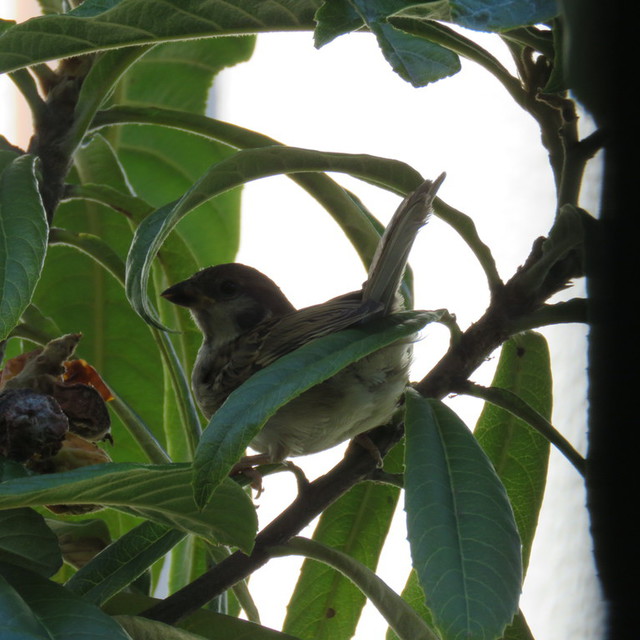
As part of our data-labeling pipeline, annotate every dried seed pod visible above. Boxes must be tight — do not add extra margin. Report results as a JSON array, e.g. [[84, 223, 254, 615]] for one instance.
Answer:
[[0, 389, 69, 462], [27, 431, 111, 474], [28, 432, 112, 515], [51, 382, 112, 443], [47, 519, 111, 569]]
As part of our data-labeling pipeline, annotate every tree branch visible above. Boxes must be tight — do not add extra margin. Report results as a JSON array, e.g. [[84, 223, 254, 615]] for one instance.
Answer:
[[142, 216, 587, 625], [141, 421, 404, 624]]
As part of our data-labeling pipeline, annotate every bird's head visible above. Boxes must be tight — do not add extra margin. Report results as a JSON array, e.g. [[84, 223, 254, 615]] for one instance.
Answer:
[[161, 263, 296, 344]]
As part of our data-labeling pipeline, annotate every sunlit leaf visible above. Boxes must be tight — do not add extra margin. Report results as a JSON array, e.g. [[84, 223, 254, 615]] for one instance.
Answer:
[[474, 332, 551, 571], [284, 442, 403, 639], [0, 0, 319, 73], [280, 537, 437, 640]]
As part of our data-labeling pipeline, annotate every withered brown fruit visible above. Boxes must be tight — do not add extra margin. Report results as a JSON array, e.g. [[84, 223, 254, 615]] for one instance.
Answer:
[[28, 432, 112, 514], [51, 382, 112, 443], [1, 333, 112, 446], [1, 335, 115, 515], [28, 431, 112, 473], [47, 519, 111, 569], [0, 388, 69, 462]]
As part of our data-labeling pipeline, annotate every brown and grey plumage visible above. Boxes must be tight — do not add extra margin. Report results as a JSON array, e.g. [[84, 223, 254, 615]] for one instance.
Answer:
[[162, 173, 444, 463]]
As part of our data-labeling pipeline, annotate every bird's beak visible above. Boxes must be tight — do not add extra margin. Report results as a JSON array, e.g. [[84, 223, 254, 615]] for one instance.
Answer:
[[161, 280, 201, 308]]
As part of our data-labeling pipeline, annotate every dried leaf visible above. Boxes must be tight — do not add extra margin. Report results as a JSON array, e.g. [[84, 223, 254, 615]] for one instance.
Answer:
[[63, 358, 114, 402]]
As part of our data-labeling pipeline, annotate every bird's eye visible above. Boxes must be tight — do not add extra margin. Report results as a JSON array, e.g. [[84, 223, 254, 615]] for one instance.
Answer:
[[218, 279, 239, 298]]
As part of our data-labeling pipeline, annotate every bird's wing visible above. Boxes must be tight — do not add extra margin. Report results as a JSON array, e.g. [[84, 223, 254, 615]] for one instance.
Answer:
[[255, 293, 383, 368]]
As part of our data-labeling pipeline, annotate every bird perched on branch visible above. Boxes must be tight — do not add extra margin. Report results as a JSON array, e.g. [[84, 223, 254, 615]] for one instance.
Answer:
[[162, 174, 445, 465]]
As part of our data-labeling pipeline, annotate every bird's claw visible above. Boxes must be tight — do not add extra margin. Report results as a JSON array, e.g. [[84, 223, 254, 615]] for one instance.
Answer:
[[229, 453, 272, 497], [350, 433, 384, 467]]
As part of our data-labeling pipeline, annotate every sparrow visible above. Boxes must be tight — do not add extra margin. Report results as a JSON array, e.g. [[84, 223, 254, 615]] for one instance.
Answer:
[[161, 174, 444, 464]]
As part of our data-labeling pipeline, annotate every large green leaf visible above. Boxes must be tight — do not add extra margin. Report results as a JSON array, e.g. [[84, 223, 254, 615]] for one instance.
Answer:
[[473, 331, 552, 571], [0, 509, 62, 578], [0, 561, 131, 640], [283, 442, 403, 639], [0, 0, 319, 73], [404, 392, 522, 640], [0, 155, 48, 341], [387, 572, 536, 640], [194, 310, 441, 508], [32, 136, 167, 470], [0, 462, 257, 553], [65, 520, 186, 605], [111, 36, 255, 269]]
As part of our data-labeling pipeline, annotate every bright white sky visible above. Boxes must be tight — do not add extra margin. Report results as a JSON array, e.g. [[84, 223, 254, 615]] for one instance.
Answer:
[[0, 3, 603, 639]]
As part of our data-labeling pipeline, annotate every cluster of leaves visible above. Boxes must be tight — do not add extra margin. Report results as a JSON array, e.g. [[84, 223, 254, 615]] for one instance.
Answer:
[[0, 1, 598, 640]]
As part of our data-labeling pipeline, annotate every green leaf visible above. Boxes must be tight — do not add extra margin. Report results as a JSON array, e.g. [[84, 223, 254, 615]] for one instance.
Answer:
[[93, 105, 416, 286], [387, 576, 536, 640], [113, 615, 213, 640], [0, 509, 62, 577], [0, 573, 56, 639], [49, 226, 126, 283], [0, 0, 319, 74], [125, 145, 422, 328], [32, 135, 167, 471], [404, 391, 522, 640], [0, 155, 48, 341], [314, 0, 363, 47], [386, 570, 434, 640], [448, 0, 558, 32], [0, 20, 15, 37], [69, 46, 152, 154], [315, 0, 460, 86], [112, 37, 255, 267], [278, 537, 437, 640], [0, 561, 131, 640], [193, 310, 441, 509], [104, 592, 303, 639], [364, 0, 558, 33], [0, 462, 257, 552], [473, 332, 551, 571], [284, 442, 403, 639], [65, 520, 185, 605], [371, 20, 461, 86]]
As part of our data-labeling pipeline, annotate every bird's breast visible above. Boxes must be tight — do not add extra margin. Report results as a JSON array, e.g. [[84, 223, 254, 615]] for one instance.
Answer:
[[249, 339, 413, 461]]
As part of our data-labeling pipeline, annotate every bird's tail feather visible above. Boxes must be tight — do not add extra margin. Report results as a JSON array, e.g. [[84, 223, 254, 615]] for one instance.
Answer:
[[363, 172, 446, 312]]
